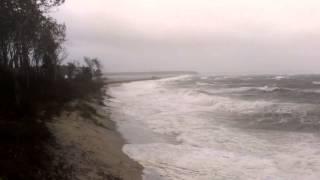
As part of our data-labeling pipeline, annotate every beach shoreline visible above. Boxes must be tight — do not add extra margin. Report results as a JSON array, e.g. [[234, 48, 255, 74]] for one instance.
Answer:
[[48, 94, 143, 180], [48, 75, 191, 180]]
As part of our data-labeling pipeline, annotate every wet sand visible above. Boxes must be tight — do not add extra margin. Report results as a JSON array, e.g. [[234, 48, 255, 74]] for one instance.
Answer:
[[48, 99, 143, 180]]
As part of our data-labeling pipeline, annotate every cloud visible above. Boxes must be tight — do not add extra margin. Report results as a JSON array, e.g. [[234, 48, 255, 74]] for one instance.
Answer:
[[53, 0, 320, 74]]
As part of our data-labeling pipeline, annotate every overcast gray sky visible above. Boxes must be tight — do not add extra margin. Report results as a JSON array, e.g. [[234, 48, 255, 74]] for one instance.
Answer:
[[54, 0, 320, 74]]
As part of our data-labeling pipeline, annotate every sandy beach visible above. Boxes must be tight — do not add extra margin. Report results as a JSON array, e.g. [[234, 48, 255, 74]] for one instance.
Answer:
[[48, 97, 143, 180], [46, 74, 193, 180]]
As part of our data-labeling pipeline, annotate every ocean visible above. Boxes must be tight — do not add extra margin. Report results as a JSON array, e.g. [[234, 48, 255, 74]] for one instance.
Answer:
[[108, 74, 320, 180]]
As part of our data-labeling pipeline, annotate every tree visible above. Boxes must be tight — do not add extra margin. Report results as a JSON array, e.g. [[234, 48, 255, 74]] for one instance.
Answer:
[[66, 62, 76, 79], [82, 57, 103, 80], [0, 0, 66, 111]]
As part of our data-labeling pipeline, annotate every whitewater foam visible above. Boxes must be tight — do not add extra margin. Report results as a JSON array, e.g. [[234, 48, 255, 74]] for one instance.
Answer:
[[109, 76, 320, 180], [272, 76, 288, 80]]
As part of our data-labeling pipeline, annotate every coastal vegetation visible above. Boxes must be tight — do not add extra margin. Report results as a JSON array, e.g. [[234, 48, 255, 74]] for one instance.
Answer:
[[0, 0, 104, 179]]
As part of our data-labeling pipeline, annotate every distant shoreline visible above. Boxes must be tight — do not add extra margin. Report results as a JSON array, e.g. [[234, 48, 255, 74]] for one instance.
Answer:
[[105, 71, 198, 76], [105, 71, 197, 84]]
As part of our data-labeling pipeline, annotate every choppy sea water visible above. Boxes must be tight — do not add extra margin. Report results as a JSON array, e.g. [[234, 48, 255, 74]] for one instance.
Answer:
[[109, 74, 320, 180]]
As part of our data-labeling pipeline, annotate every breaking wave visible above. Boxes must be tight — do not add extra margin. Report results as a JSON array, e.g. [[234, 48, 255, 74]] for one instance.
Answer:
[[109, 74, 320, 180]]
